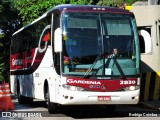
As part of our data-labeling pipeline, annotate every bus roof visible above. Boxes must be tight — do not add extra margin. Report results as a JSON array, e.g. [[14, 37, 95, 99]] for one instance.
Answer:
[[49, 4, 130, 13], [13, 4, 132, 36]]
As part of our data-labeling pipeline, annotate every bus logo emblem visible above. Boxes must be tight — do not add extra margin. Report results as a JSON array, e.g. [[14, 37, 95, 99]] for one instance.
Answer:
[[101, 85, 107, 91], [38, 25, 51, 53]]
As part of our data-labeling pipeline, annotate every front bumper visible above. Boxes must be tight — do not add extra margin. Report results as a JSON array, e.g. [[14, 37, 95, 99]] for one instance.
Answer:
[[55, 89, 140, 105]]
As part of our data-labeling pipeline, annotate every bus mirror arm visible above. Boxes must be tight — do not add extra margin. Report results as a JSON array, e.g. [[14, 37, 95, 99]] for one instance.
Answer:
[[54, 28, 62, 52]]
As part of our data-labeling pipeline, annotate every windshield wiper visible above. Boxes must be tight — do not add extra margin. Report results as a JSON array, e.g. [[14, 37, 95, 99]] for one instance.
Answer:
[[84, 52, 102, 78], [112, 58, 126, 79]]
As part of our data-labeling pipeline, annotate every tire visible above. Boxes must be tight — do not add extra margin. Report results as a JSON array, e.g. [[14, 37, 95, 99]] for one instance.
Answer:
[[46, 86, 57, 114], [26, 97, 33, 104]]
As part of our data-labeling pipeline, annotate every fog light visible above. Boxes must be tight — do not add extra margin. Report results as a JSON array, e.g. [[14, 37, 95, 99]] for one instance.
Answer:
[[64, 96, 68, 99], [70, 96, 74, 100], [132, 96, 139, 100]]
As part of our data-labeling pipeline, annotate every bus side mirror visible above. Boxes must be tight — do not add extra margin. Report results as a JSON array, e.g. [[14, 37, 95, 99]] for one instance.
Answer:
[[54, 28, 62, 52]]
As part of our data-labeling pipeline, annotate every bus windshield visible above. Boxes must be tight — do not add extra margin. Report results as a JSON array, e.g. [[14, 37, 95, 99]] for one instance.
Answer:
[[62, 12, 140, 78]]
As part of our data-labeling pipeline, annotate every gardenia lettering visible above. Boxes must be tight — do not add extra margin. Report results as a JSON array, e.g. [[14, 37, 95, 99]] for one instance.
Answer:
[[12, 59, 22, 66], [67, 79, 101, 85]]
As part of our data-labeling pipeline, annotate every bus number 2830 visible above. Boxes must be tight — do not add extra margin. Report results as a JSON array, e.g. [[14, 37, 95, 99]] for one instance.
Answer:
[[120, 80, 136, 85]]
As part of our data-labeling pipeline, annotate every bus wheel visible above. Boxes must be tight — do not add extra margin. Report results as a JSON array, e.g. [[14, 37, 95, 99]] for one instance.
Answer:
[[47, 86, 57, 114]]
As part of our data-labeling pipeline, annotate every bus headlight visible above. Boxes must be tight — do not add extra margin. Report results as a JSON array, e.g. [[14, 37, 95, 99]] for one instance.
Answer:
[[62, 84, 86, 91], [124, 86, 140, 91]]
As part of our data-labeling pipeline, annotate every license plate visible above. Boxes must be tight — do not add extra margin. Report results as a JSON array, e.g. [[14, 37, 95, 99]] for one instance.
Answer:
[[97, 96, 111, 101]]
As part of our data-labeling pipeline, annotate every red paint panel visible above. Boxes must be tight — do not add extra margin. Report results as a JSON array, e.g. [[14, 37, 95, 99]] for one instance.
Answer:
[[66, 77, 138, 92], [42, 33, 50, 42], [10, 49, 36, 70]]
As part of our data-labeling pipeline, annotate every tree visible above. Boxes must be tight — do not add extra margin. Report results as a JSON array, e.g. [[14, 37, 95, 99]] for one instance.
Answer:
[[13, 0, 145, 26], [0, 0, 21, 81], [96, 0, 136, 7], [96, 0, 117, 6], [13, 0, 93, 26]]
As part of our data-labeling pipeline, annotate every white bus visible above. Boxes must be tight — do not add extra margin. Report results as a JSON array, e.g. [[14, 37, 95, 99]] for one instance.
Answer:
[[10, 4, 140, 113]]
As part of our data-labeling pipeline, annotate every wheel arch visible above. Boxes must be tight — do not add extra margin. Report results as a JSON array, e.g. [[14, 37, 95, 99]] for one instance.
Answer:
[[44, 79, 48, 100], [43, 78, 56, 103]]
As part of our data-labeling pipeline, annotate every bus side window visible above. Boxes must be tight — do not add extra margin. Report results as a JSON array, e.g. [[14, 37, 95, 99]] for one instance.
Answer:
[[138, 28, 152, 54]]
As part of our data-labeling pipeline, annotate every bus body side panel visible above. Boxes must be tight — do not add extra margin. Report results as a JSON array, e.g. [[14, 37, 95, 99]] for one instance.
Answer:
[[10, 48, 37, 96], [10, 75, 16, 94], [33, 46, 58, 102], [10, 46, 58, 101]]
